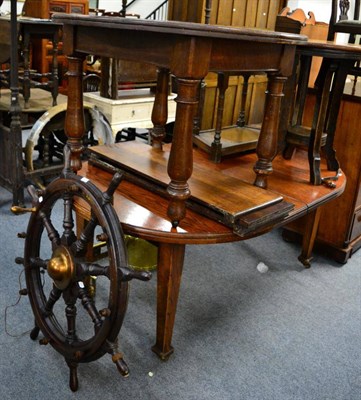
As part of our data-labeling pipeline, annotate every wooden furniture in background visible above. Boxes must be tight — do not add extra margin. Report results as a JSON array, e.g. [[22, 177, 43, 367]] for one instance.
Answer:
[[275, 7, 329, 87], [168, 0, 287, 28], [328, 0, 361, 42], [283, 41, 361, 186], [167, 0, 206, 23], [193, 71, 264, 162], [20, 18, 62, 108], [284, 92, 361, 263], [169, 0, 288, 151], [190, 0, 267, 161], [0, 17, 61, 108], [277, 2, 361, 263], [23, 0, 88, 17], [326, 0, 361, 96], [23, 0, 89, 90], [199, 73, 267, 130], [0, 15, 67, 205], [276, 2, 361, 188], [276, 7, 316, 32]]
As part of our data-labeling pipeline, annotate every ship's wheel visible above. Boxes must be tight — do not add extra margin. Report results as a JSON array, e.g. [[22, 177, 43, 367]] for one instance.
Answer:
[[13, 146, 151, 391]]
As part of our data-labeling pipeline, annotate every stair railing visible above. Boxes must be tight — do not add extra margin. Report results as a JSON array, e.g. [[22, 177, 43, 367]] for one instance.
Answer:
[[146, 0, 168, 20]]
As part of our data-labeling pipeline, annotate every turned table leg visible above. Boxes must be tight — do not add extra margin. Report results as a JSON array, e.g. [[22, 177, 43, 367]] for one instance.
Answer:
[[151, 67, 170, 150], [254, 74, 287, 189], [236, 73, 251, 128], [22, 30, 31, 110], [298, 207, 322, 268], [323, 60, 354, 173], [152, 242, 185, 360], [50, 29, 59, 107], [166, 77, 201, 227], [210, 72, 229, 163], [64, 55, 86, 172], [308, 60, 334, 185]]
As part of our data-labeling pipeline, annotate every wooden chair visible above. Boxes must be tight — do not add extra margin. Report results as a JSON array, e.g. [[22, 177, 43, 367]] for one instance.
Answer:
[[282, 0, 361, 185], [307, 0, 361, 94], [0, 18, 60, 109], [328, 0, 361, 42], [325, 0, 361, 94], [83, 73, 101, 93]]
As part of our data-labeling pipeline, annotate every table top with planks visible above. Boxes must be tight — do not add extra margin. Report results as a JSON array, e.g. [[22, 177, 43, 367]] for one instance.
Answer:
[[80, 142, 346, 243]]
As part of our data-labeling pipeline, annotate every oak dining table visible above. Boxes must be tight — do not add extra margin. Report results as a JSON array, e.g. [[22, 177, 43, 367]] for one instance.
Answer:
[[51, 14, 346, 360]]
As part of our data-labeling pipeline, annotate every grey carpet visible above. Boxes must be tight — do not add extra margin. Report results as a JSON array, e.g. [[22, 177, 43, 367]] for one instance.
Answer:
[[0, 185, 360, 400]]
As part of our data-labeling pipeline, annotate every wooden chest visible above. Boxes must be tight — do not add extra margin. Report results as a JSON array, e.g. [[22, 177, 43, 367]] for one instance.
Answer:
[[23, 0, 88, 19]]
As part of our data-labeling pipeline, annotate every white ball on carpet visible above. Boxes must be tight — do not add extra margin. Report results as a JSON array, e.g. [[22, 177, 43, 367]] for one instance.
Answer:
[[256, 262, 269, 273]]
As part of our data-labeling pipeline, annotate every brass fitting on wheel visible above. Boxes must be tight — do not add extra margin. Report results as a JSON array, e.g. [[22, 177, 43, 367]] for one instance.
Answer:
[[47, 246, 75, 290]]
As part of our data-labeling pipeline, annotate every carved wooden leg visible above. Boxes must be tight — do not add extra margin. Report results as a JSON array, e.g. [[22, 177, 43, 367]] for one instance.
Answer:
[[111, 58, 119, 100], [280, 54, 305, 158], [100, 57, 111, 98], [211, 72, 229, 163], [151, 68, 170, 150], [308, 62, 334, 185], [282, 145, 296, 160], [323, 60, 354, 173], [204, 0, 213, 24], [236, 73, 250, 127], [298, 207, 322, 268], [292, 55, 312, 127], [9, 9, 24, 207], [167, 77, 200, 227], [50, 29, 59, 107], [152, 243, 185, 360], [22, 31, 31, 110], [65, 56, 85, 172], [253, 75, 286, 189], [193, 79, 206, 136], [10, 96, 25, 207]]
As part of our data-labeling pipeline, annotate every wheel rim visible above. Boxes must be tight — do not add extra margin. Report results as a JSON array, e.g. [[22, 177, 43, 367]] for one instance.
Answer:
[[24, 174, 128, 364], [24, 103, 113, 188]]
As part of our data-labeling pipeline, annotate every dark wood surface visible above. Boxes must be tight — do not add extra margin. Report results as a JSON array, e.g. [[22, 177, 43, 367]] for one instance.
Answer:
[[284, 92, 361, 263], [0, 16, 62, 106], [0, 17, 11, 64], [75, 144, 346, 359], [80, 143, 346, 239], [168, 0, 287, 29], [193, 71, 261, 162], [300, 38, 361, 59], [280, 38, 361, 186], [89, 141, 288, 232], [275, 14, 361, 262], [23, 0, 89, 92], [0, 16, 65, 205]]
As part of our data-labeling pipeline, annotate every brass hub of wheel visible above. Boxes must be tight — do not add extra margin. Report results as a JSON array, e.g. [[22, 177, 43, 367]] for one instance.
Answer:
[[47, 245, 75, 290]]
